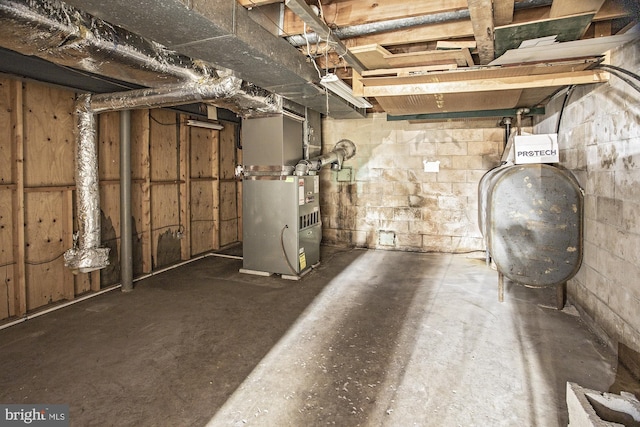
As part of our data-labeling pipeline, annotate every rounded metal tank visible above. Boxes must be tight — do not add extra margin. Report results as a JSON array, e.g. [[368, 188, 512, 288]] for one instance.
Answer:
[[478, 164, 583, 287]]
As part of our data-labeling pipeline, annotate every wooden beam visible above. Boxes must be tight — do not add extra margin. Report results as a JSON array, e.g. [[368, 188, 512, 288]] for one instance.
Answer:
[[467, 0, 495, 64], [594, 0, 632, 21], [179, 116, 191, 261], [594, 20, 612, 37], [237, 0, 282, 8], [550, 0, 606, 18], [352, 70, 364, 97], [383, 48, 473, 67], [363, 69, 609, 97], [349, 44, 393, 70], [10, 80, 26, 317], [493, 0, 515, 25], [361, 64, 458, 77]]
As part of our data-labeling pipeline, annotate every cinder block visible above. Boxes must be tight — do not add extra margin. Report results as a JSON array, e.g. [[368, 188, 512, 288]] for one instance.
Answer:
[[452, 128, 484, 142], [566, 382, 640, 427], [436, 169, 467, 183], [437, 141, 468, 155], [468, 140, 500, 156]]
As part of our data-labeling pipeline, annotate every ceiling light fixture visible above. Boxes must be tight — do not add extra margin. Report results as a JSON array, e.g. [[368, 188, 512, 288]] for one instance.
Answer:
[[186, 119, 224, 130], [320, 73, 373, 109]]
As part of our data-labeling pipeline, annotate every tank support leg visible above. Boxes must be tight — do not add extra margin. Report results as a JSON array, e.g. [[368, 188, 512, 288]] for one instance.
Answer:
[[498, 272, 504, 302], [556, 282, 566, 310]]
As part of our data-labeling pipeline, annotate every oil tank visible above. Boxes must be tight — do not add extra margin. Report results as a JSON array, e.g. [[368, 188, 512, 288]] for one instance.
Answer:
[[478, 164, 583, 287]]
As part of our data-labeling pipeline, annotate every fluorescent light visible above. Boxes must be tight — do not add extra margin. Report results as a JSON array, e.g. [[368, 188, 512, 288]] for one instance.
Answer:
[[186, 120, 224, 130], [320, 73, 372, 109]]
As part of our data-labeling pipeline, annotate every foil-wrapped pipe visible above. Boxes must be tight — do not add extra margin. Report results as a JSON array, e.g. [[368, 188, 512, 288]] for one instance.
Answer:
[[90, 76, 243, 113], [0, 0, 218, 87], [63, 94, 110, 273]]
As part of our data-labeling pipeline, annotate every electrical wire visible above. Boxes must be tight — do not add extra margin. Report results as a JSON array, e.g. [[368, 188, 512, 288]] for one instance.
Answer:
[[24, 252, 65, 266], [304, 23, 324, 79], [280, 225, 298, 276], [150, 113, 177, 126], [597, 65, 640, 94], [596, 63, 640, 84], [556, 85, 575, 134]]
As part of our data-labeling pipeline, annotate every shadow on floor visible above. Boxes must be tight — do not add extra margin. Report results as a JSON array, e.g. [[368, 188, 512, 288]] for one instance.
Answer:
[[0, 245, 364, 426]]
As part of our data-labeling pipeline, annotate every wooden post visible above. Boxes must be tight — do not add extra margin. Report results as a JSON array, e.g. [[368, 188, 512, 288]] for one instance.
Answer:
[[139, 110, 152, 273], [62, 189, 75, 299], [467, 0, 495, 65], [10, 80, 26, 317], [179, 116, 191, 260]]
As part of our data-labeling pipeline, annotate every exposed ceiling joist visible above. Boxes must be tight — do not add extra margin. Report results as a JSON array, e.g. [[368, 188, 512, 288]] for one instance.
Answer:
[[58, 0, 364, 118], [550, 0, 606, 18], [467, 0, 495, 64], [238, 0, 281, 6], [363, 69, 609, 97], [493, 0, 516, 25]]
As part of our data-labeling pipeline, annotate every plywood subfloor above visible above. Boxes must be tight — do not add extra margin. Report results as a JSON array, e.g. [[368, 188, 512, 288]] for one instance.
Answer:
[[374, 90, 523, 115]]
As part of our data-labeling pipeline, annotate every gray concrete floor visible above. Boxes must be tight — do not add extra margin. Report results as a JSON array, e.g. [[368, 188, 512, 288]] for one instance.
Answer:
[[0, 246, 637, 426]]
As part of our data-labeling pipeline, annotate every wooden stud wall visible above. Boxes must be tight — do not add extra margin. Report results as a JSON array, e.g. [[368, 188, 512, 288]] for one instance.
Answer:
[[219, 123, 239, 247], [190, 125, 219, 255], [0, 76, 241, 322], [0, 79, 14, 319]]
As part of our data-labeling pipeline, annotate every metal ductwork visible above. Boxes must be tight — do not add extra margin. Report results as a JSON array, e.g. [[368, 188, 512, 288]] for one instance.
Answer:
[[46, 0, 365, 118], [65, 74, 260, 274], [0, 0, 286, 273], [0, 0, 282, 118], [294, 139, 356, 176], [63, 95, 110, 274]]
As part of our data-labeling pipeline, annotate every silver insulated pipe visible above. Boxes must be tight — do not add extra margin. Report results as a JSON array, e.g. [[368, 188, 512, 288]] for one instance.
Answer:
[[1, 0, 284, 274], [295, 139, 356, 175], [64, 74, 255, 274], [64, 95, 110, 273]]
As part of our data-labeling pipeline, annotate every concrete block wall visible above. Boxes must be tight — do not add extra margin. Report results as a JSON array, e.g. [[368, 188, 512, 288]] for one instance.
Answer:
[[534, 40, 640, 362], [320, 115, 527, 253]]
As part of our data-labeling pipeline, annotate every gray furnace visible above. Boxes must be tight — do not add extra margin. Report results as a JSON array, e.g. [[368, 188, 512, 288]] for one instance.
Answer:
[[239, 114, 355, 279]]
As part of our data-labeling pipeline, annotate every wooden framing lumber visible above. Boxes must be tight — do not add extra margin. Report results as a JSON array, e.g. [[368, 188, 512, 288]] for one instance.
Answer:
[[383, 48, 474, 67], [363, 69, 609, 97], [550, 0, 606, 18], [179, 116, 191, 261], [467, 0, 495, 64], [493, 0, 515, 26], [10, 80, 26, 317], [361, 64, 458, 78]]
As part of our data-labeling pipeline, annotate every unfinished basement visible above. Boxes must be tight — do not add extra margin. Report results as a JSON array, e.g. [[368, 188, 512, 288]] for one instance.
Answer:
[[0, 0, 640, 425]]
